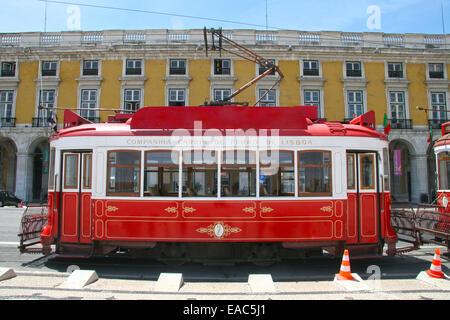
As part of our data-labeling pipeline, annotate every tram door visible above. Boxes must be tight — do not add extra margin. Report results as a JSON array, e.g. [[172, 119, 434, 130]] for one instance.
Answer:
[[60, 151, 93, 244], [346, 152, 379, 244]]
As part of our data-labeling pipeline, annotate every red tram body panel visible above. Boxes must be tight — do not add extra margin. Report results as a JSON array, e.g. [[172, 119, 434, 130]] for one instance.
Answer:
[[40, 106, 398, 262]]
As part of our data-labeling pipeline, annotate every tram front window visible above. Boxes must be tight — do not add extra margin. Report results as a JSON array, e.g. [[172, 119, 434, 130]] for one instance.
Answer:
[[182, 150, 217, 197], [221, 151, 256, 197], [144, 151, 179, 197], [438, 151, 450, 190], [107, 150, 140, 196], [260, 151, 294, 196], [298, 150, 331, 196]]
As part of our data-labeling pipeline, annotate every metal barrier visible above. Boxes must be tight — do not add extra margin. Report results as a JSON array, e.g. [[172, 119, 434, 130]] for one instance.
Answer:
[[18, 205, 48, 254], [391, 202, 450, 254]]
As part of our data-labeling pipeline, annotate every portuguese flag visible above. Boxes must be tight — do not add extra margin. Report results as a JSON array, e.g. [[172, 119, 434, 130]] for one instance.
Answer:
[[383, 113, 391, 135]]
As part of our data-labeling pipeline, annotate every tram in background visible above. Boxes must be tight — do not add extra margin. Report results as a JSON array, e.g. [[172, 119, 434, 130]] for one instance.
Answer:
[[35, 106, 399, 264]]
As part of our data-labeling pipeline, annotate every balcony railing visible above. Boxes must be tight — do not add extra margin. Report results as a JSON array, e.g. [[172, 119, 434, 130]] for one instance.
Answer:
[[0, 117, 16, 127], [389, 118, 412, 129], [429, 119, 448, 129], [32, 117, 53, 127]]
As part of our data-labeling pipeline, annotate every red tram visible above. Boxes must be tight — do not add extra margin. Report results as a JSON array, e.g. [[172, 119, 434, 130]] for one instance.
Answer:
[[38, 106, 398, 264]]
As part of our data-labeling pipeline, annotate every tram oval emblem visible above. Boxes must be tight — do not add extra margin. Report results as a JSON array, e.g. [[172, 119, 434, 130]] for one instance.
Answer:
[[214, 223, 225, 238]]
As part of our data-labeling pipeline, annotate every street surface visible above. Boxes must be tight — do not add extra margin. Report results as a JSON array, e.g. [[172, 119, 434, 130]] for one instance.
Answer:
[[0, 207, 449, 303]]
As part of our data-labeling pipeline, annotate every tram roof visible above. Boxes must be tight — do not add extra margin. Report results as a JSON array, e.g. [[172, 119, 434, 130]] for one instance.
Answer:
[[53, 106, 387, 140]]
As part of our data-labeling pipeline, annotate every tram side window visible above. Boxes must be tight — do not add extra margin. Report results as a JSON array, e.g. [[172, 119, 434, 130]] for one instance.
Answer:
[[438, 152, 450, 190], [346, 154, 355, 190], [298, 151, 331, 196], [222, 151, 256, 197], [64, 154, 78, 189], [182, 150, 217, 197], [144, 151, 179, 197], [48, 148, 55, 189], [260, 151, 295, 196], [383, 148, 390, 191], [360, 154, 375, 189], [107, 150, 140, 196]]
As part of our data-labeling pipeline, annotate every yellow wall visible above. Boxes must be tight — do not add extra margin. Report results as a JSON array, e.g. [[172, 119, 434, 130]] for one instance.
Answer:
[[189, 59, 210, 106], [12, 58, 448, 126], [322, 61, 344, 121], [365, 62, 387, 125], [406, 63, 428, 126], [15, 61, 38, 124], [99, 60, 122, 121], [145, 59, 165, 107], [279, 60, 300, 106], [234, 59, 255, 105], [57, 60, 79, 121]]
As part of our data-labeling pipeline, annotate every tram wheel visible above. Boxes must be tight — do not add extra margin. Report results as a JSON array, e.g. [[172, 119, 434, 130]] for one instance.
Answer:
[[160, 243, 187, 266], [251, 243, 277, 267]]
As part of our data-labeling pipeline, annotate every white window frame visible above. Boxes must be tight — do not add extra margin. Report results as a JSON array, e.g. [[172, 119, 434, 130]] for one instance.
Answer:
[[344, 61, 363, 78], [386, 62, 405, 79], [345, 89, 366, 119], [82, 59, 101, 77], [427, 63, 446, 80], [122, 88, 142, 112], [213, 88, 232, 102], [79, 89, 99, 120], [302, 89, 323, 118], [124, 59, 143, 76], [258, 88, 277, 107], [168, 59, 187, 75], [168, 88, 187, 106], [212, 59, 232, 76], [302, 60, 320, 77], [40, 61, 59, 77], [0, 90, 15, 125]]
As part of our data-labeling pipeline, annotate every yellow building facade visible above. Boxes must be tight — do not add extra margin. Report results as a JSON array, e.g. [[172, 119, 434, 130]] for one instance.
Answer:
[[0, 29, 449, 203]]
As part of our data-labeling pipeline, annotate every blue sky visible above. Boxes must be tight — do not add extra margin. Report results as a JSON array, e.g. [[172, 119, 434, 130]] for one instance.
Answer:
[[0, 0, 449, 34]]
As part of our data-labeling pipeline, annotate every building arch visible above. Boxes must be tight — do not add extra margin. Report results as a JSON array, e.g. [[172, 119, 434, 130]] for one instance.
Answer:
[[27, 137, 50, 203], [389, 138, 416, 202], [0, 137, 17, 192]]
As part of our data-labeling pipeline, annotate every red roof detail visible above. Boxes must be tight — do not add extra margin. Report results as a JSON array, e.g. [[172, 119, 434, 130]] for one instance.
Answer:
[[130, 106, 317, 130]]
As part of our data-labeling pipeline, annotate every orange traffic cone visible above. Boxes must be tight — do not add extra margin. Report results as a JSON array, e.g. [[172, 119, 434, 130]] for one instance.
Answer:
[[335, 249, 355, 280], [426, 248, 446, 279], [18, 201, 23, 208]]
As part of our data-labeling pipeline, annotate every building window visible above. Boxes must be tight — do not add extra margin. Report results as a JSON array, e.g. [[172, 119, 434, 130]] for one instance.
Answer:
[[259, 151, 295, 197], [303, 90, 321, 115], [182, 150, 217, 197], [125, 59, 142, 75], [258, 59, 275, 75], [1, 62, 16, 77], [34, 90, 55, 127], [80, 89, 98, 121], [41, 61, 57, 76], [298, 150, 332, 196], [258, 89, 276, 106], [107, 150, 141, 196], [347, 90, 364, 119], [144, 151, 179, 197], [214, 59, 231, 75], [169, 59, 186, 75], [429, 63, 444, 79], [387, 62, 403, 78], [83, 60, 99, 76], [389, 91, 409, 129], [123, 89, 141, 113], [221, 150, 256, 197], [346, 61, 362, 77], [0, 90, 14, 127], [431, 92, 447, 121], [303, 60, 319, 76], [214, 88, 231, 101], [168, 88, 185, 106]]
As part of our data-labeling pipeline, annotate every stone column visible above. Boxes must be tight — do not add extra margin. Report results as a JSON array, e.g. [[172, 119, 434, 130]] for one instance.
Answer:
[[15, 152, 33, 203], [410, 153, 429, 204]]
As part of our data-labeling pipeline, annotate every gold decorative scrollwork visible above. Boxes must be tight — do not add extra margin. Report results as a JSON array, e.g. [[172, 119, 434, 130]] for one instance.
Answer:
[[242, 206, 256, 214], [260, 206, 274, 214], [196, 222, 242, 239], [183, 206, 196, 214], [320, 206, 333, 213], [106, 206, 118, 213], [164, 206, 178, 214]]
